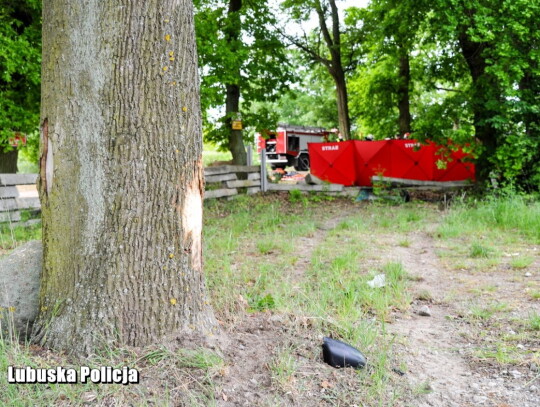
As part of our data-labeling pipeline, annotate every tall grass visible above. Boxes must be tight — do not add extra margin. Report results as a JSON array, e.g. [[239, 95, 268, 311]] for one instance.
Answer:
[[438, 194, 540, 242]]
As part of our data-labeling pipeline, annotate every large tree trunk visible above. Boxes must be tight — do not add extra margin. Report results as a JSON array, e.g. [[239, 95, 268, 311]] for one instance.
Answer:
[[397, 49, 412, 135], [225, 0, 247, 165], [0, 150, 18, 173], [32, 0, 216, 355]]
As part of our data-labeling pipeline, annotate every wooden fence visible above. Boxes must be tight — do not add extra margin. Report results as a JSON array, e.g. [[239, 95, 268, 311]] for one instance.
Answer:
[[1, 166, 356, 223], [0, 174, 40, 223], [204, 165, 262, 199]]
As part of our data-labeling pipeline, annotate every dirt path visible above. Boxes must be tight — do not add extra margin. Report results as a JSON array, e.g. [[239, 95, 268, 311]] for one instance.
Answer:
[[384, 230, 539, 407], [213, 204, 538, 406]]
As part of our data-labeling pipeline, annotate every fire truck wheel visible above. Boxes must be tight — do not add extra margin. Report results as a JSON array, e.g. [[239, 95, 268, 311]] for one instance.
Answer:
[[271, 164, 286, 170], [294, 154, 310, 171]]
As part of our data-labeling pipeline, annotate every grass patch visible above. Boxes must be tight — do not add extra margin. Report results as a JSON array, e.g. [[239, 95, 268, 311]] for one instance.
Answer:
[[437, 194, 540, 243], [510, 256, 534, 269], [0, 220, 41, 252], [529, 312, 540, 331], [268, 346, 297, 392], [469, 301, 509, 320], [202, 143, 232, 167], [469, 242, 493, 258]]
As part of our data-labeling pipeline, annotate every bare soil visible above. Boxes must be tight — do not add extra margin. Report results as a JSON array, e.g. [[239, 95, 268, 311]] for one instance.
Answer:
[[211, 202, 540, 407]]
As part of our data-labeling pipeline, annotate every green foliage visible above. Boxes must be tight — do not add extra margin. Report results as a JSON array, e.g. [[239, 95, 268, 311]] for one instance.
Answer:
[[422, 0, 540, 187], [195, 0, 295, 150], [251, 58, 339, 130], [438, 193, 540, 243], [249, 293, 276, 311], [0, 0, 41, 155]]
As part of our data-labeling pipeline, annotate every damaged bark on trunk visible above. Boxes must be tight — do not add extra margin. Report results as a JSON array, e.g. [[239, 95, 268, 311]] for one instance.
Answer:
[[32, 0, 216, 355]]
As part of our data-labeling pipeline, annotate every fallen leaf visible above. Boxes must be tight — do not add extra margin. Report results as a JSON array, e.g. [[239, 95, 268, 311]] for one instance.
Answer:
[[321, 380, 333, 389]]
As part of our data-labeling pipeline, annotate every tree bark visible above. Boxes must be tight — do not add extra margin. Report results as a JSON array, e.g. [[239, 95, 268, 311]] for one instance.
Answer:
[[225, 0, 247, 165], [33, 0, 216, 355], [458, 29, 499, 183], [333, 68, 351, 140], [0, 150, 18, 173], [397, 49, 412, 135], [313, 0, 351, 140]]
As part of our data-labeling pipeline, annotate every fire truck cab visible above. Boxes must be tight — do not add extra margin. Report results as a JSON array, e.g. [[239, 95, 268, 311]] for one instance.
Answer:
[[257, 124, 329, 171]]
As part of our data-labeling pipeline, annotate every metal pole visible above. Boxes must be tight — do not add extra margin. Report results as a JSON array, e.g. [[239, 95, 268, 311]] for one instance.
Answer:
[[260, 148, 267, 192]]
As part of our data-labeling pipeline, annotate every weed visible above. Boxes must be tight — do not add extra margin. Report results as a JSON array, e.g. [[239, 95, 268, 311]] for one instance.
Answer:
[[256, 239, 279, 255], [469, 242, 493, 258], [268, 347, 297, 392], [249, 293, 276, 312], [289, 189, 308, 206], [510, 256, 534, 269], [475, 345, 521, 365], [416, 290, 433, 301], [528, 312, 540, 331], [413, 380, 433, 395], [0, 221, 41, 251], [469, 302, 509, 320], [398, 239, 410, 247]]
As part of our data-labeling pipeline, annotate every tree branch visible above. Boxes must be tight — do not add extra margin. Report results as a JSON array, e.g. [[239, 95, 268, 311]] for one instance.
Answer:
[[328, 0, 340, 47], [275, 24, 332, 68], [435, 86, 463, 93], [314, 0, 334, 50]]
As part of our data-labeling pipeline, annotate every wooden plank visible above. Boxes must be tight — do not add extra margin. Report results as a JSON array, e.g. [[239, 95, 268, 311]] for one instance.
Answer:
[[371, 176, 474, 188], [0, 185, 38, 199], [0, 186, 18, 198], [16, 184, 38, 198], [267, 183, 343, 192], [204, 188, 238, 200], [0, 211, 21, 223], [0, 173, 38, 186], [205, 173, 237, 184], [15, 197, 41, 210], [0, 197, 41, 212], [225, 179, 261, 188], [204, 165, 260, 176], [247, 172, 261, 181], [0, 198, 16, 211], [246, 187, 260, 195]]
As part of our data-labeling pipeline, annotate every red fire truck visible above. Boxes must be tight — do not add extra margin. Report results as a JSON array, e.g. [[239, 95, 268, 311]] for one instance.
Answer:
[[257, 124, 330, 170]]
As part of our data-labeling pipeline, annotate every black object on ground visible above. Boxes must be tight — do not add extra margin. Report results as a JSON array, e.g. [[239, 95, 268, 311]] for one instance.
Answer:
[[392, 367, 406, 376], [322, 337, 367, 369]]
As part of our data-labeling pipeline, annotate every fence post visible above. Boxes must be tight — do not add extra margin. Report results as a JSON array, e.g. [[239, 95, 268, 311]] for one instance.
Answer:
[[260, 149, 267, 192], [246, 145, 253, 166]]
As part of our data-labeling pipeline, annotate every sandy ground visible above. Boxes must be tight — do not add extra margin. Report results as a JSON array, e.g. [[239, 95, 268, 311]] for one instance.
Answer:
[[211, 204, 539, 406]]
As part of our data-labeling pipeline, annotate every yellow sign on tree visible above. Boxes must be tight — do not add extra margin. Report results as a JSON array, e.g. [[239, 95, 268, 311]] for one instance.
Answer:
[[232, 120, 242, 130]]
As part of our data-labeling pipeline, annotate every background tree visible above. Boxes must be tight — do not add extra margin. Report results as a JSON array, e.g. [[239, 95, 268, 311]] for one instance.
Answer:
[[195, 0, 294, 164], [32, 0, 216, 354], [281, 0, 361, 139], [422, 0, 540, 185], [250, 54, 338, 130], [0, 0, 40, 173], [348, 0, 426, 138]]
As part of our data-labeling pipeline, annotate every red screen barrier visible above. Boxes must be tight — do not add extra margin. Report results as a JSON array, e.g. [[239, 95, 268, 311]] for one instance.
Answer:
[[309, 140, 475, 186]]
